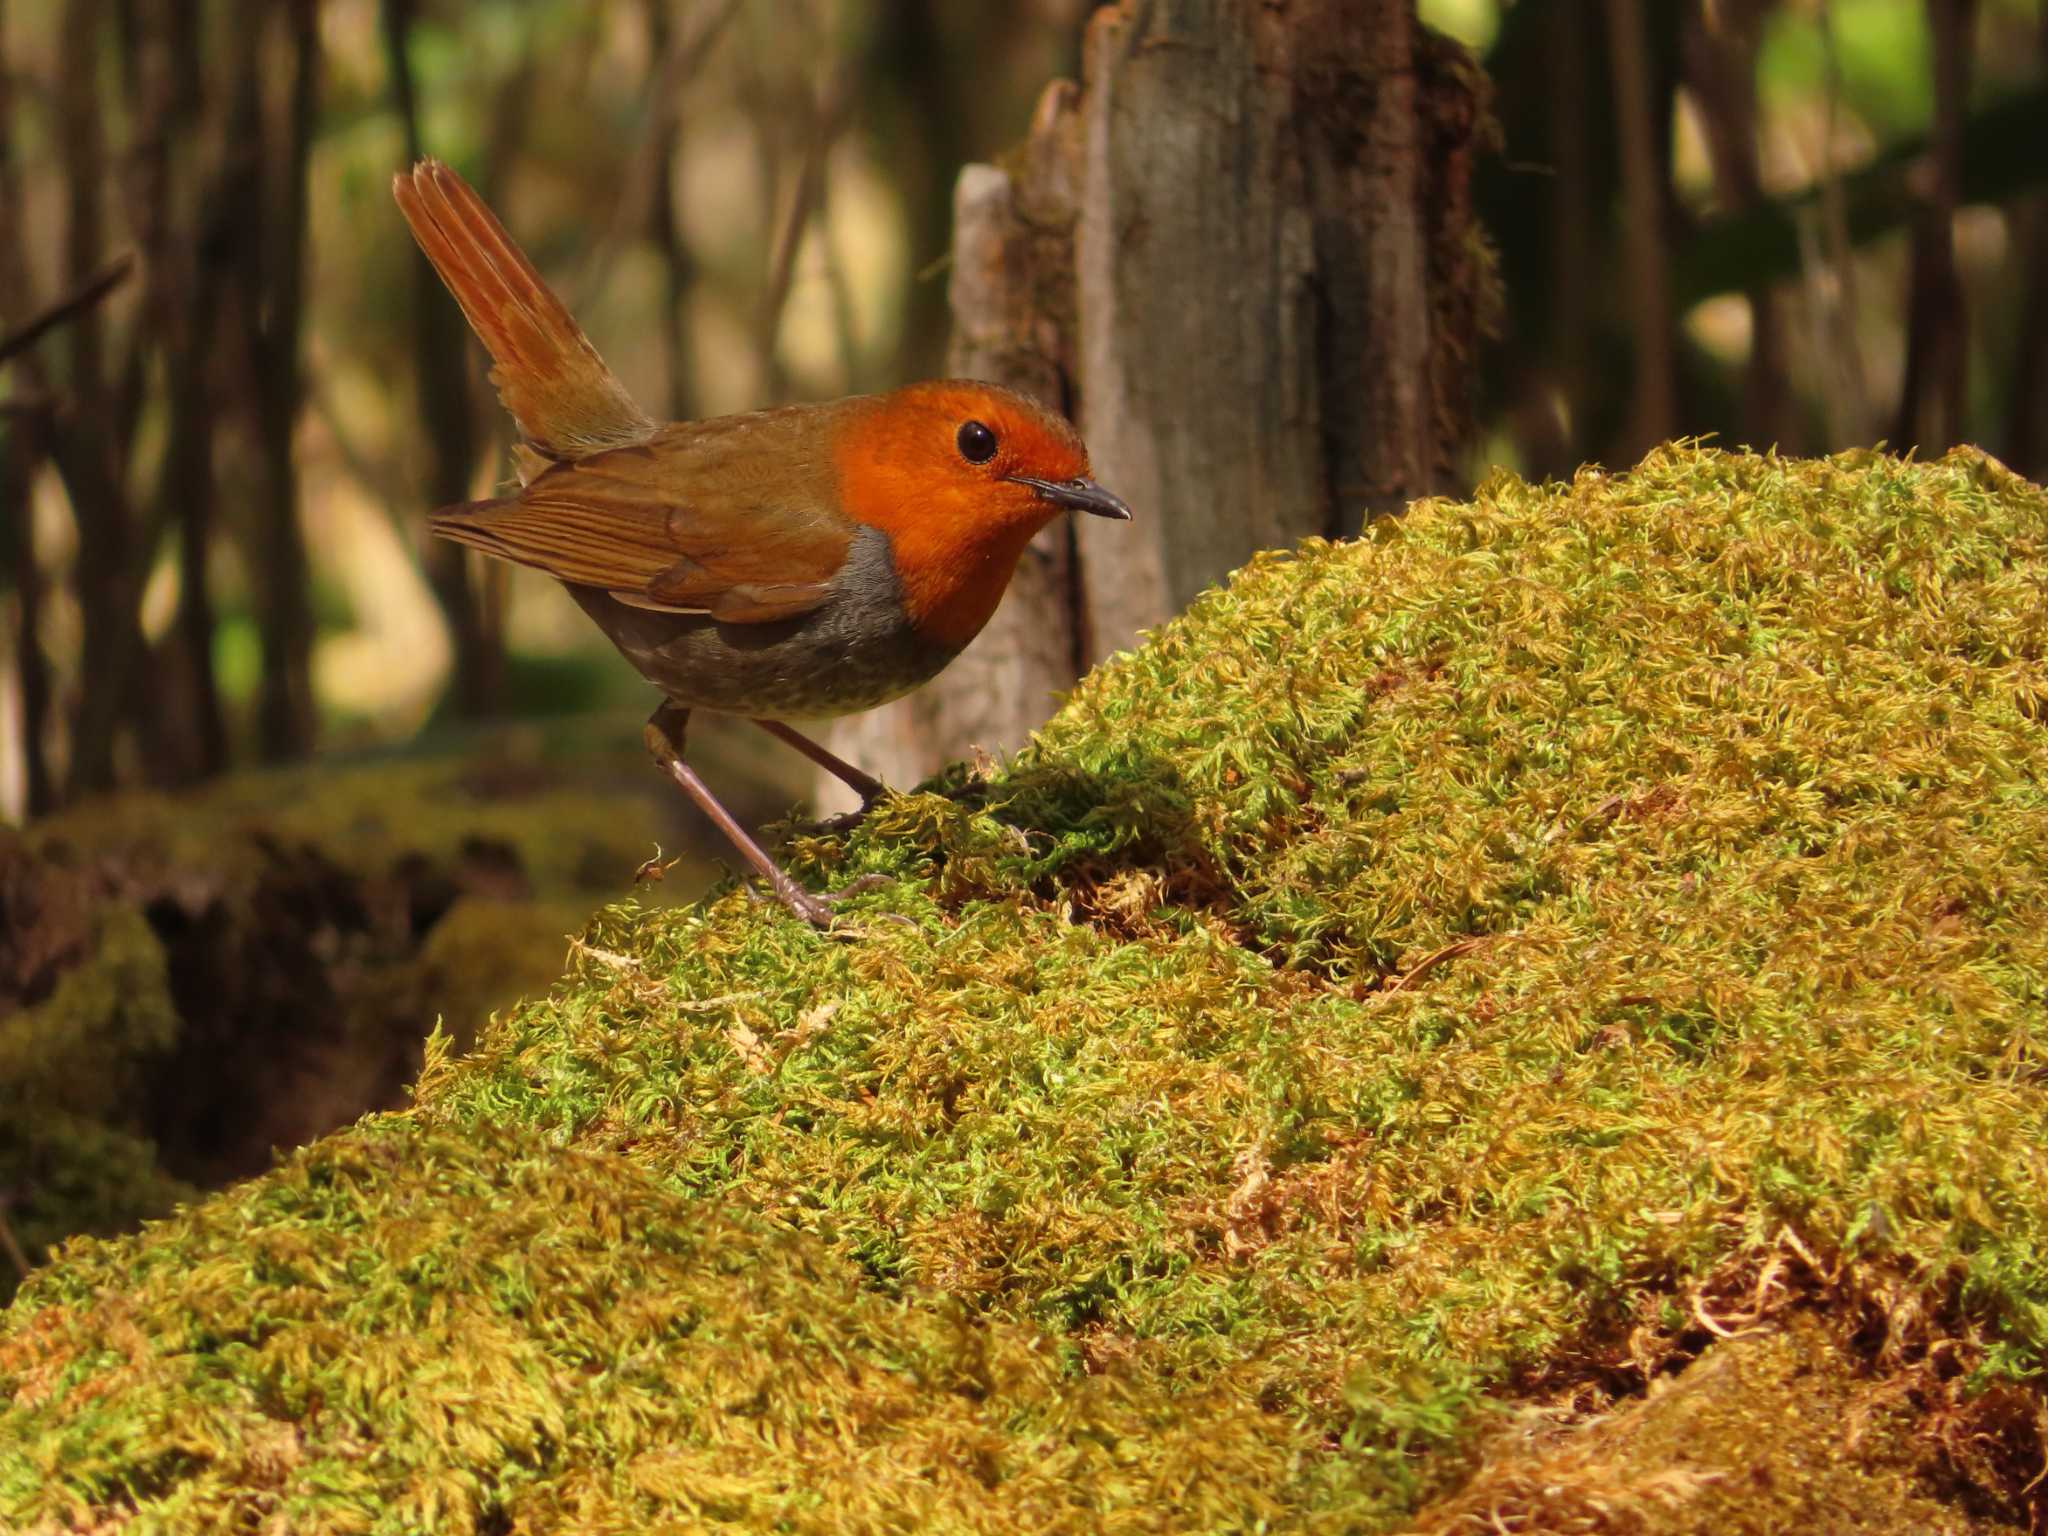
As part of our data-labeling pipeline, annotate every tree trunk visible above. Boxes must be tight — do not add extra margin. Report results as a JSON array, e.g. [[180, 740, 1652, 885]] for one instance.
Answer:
[[0, 414, 52, 818], [642, 0, 700, 424], [1893, 0, 1975, 454], [135, 0, 230, 783], [2004, 2, 2048, 480], [246, 0, 318, 761], [860, 0, 982, 382], [1604, 0, 1677, 463], [818, 0, 1492, 806], [383, 0, 500, 718], [1683, 0, 1790, 454], [53, 0, 157, 796], [0, 0, 53, 817]]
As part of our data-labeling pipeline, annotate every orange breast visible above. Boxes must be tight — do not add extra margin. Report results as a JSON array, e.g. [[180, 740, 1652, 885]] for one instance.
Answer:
[[831, 412, 1055, 653]]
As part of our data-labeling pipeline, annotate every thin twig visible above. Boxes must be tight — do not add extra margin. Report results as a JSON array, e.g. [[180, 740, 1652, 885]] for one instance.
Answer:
[[575, 0, 747, 310], [1385, 937, 1486, 994], [1806, 4, 1871, 444], [755, 68, 854, 400], [674, 992, 767, 1012], [0, 1202, 34, 1282], [0, 252, 134, 368], [568, 939, 766, 1011]]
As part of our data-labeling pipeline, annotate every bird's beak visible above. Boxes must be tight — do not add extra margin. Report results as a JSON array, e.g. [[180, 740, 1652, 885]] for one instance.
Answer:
[[1007, 474, 1134, 521]]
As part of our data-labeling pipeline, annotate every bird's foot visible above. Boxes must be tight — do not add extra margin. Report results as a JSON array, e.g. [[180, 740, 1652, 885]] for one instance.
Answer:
[[801, 791, 889, 837], [751, 871, 895, 929]]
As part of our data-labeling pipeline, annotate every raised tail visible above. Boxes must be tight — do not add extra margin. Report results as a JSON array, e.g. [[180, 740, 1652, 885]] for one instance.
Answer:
[[393, 158, 654, 461]]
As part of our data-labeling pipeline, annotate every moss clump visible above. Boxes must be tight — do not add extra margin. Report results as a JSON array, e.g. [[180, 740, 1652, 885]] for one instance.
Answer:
[[0, 742, 698, 1299], [6, 446, 2048, 1531], [1, 1119, 1294, 1531], [28, 736, 682, 906], [1411, 1306, 2001, 1536], [0, 900, 194, 1292]]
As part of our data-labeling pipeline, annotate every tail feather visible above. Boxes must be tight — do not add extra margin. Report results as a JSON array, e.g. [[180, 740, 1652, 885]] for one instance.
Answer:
[[393, 159, 654, 460]]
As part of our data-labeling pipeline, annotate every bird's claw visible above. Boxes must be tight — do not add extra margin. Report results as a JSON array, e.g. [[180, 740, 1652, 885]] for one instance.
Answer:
[[749, 872, 894, 929], [796, 780, 997, 838], [809, 805, 876, 836]]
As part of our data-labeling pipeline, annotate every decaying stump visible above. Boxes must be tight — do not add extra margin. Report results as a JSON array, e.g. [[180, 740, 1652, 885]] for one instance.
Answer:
[[820, 0, 1495, 805]]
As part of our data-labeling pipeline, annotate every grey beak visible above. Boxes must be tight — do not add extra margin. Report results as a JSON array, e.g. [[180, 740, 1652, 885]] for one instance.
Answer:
[[1008, 474, 1134, 521]]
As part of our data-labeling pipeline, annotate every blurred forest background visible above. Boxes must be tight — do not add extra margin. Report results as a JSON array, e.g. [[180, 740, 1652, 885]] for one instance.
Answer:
[[1, 0, 2046, 818]]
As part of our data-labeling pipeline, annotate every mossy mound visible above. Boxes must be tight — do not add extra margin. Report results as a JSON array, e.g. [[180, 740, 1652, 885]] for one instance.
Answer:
[[0, 900, 194, 1299], [6, 446, 2048, 1532], [3, 1119, 1288, 1530], [0, 742, 707, 1303]]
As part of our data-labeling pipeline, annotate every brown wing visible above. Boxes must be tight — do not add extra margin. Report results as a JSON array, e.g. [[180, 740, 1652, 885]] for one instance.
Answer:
[[430, 407, 869, 625]]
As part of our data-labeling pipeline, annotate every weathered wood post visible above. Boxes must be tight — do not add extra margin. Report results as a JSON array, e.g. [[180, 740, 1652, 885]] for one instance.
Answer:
[[821, 0, 1494, 804]]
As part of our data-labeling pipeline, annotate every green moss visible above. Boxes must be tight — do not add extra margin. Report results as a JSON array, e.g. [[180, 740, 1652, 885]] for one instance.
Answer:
[[7, 447, 2048, 1530], [32, 738, 666, 901], [0, 906, 179, 1117], [0, 738, 713, 1298], [0, 906, 195, 1291], [1, 1118, 1301, 1532]]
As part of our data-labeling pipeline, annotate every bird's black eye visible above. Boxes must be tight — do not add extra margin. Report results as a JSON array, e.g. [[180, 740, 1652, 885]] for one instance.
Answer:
[[956, 419, 998, 464]]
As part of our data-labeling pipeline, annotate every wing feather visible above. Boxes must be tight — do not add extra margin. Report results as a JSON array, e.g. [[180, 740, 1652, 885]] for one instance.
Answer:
[[429, 408, 870, 625]]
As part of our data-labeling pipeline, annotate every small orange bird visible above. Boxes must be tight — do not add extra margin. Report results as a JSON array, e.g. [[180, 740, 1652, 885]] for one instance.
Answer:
[[393, 160, 1130, 925]]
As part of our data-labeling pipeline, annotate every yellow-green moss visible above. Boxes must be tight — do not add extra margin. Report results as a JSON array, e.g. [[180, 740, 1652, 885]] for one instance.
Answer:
[[0, 906, 178, 1116], [0, 907, 195, 1290], [0, 738, 714, 1298], [31, 737, 675, 902], [5, 446, 2048, 1531]]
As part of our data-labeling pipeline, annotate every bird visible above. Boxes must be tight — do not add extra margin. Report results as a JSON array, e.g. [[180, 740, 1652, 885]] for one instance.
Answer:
[[392, 159, 1131, 927]]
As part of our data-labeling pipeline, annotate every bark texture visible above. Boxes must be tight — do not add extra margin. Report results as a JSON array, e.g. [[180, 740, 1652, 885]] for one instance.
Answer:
[[820, 0, 1492, 807]]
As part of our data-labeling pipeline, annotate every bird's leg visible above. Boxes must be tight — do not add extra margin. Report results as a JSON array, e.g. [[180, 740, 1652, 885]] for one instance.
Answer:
[[645, 702, 835, 928], [750, 718, 887, 807]]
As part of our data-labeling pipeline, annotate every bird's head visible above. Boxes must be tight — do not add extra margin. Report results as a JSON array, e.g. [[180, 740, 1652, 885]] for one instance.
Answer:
[[834, 380, 1131, 650]]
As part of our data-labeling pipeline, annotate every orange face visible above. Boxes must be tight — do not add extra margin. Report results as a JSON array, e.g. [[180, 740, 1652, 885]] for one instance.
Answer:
[[833, 381, 1130, 650]]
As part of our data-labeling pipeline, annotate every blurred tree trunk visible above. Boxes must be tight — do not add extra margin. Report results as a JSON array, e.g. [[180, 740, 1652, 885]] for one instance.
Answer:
[[584, 0, 740, 417], [0, 419, 50, 816], [0, 0, 52, 816], [1537, 0, 1594, 478], [242, 0, 318, 761], [1894, 0, 1975, 453], [382, 0, 500, 718], [822, 0, 1493, 804], [133, 0, 229, 782], [53, 0, 157, 796], [2005, 3, 2048, 479], [2008, 209, 2048, 476], [862, 0, 970, 380], [1683, 0, 1789, 453], [642, 0, 699, 423], [1803, 4, 1875, 450], [754, 71, 852, 405], [1604, 0, 1677, 462]]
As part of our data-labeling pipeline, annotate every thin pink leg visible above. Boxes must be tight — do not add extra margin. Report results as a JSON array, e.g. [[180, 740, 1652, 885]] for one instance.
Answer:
[[752, 718, 887, 804], [645, 704, 832, 927]]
